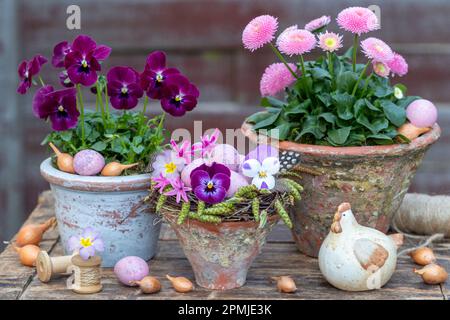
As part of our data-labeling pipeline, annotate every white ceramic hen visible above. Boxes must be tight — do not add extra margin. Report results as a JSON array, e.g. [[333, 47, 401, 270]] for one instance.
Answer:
[[318, 203, 403, 291]]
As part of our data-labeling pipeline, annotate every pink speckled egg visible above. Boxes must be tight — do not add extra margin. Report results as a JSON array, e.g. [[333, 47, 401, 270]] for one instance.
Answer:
[[73, 149, 105, 176], [406, 99, 438, 128], [181, 158, 205, 187], [226, 171, 249, 198], [114, 256, 149, 286], [210, 144, 243, 171]]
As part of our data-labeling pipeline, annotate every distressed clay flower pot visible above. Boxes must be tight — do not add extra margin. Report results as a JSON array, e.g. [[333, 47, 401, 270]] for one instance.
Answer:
[[242, 122, 441, 257], [40, 158, 161, 267], [165, 213, 279, 290]]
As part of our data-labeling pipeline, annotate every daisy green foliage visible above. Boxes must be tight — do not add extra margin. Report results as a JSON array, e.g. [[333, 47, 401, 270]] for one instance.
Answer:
[[243, 9, 418, 147]]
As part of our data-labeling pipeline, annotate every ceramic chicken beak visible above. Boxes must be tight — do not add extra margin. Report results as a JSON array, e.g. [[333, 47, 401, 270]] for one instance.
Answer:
[[330, 202, 351, 234]]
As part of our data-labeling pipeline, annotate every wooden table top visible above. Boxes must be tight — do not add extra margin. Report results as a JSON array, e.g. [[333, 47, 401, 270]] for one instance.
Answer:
[[0, 191, 449, 300]]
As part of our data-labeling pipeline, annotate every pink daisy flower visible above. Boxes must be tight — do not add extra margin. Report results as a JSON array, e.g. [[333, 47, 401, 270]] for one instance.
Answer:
[[318, 31, 343, 52], [337, 7, 379, 35], [242, 15, 278, 52], [387, 53, 408, 77], [276, 25, 297, 47], [277, 27, 316, 56], [260, 62, 297, 96], [372, 61, 390, 78], [305, 15, 331, 32], [361, 37, 394, 62]]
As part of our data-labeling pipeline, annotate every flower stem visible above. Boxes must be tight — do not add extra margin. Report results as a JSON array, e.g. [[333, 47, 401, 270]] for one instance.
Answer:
[[76, 84, 86, 147], [104, 85, 110, 119], [38, 76, 45, 87], [143, 95, 148, 115], [299, 55, 307, 76], [352, 34, 358, 72], [269, 43, 298, 79], [351, 61, 370, 96], [328, 52, 335, 89], [361, 73, 374, 97], [96, 82, 106, 126]]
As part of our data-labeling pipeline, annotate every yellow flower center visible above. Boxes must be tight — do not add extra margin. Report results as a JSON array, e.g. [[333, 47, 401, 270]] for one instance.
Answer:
[[79, 237, 93, 248], [156, 74, 163, 82], [164, 162, 177, 174], [207, 181, 214, 189], [375, 45, 384, 52], [121, 87, 128, 94], [325, 38, 336, 47], [81, 59, 88, 68], [259, 170, 267, 178], [58, 105, 65, 112], [175, 95, 182, 102]]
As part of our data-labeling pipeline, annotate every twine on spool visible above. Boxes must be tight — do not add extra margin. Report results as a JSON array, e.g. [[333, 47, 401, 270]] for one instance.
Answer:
[[36, 251, 74, 283], [66, 254, 102, 294]]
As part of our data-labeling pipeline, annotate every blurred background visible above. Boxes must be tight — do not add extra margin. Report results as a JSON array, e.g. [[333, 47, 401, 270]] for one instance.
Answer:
[[1, 0, 450, 249]]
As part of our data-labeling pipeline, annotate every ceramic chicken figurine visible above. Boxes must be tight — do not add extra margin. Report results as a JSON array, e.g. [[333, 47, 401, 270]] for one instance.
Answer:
[[318, 203, 403, 291]]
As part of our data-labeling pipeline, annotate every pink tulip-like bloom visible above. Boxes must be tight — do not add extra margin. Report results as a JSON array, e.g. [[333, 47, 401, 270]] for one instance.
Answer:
[[277, 27, 316, 56], [372, 61, 390, 78], [242, 15, 278, 51], [337, 7, 379, 35], [260, 63, 297, 96], [305, 15, 331, 32], [361, 37, 394, 63], [388, 53, 408, 77], [318, 31, 343, 52]]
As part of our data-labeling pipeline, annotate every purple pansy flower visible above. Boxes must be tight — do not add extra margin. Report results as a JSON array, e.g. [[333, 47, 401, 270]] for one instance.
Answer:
[[17, 54, 48, 94], [52, 41, 72, 68], [32, 85, 79, 131], [152, 173, 171, 193], [64, 35, 111, 86], [59, 70, 74, 88], [191, 162, 231, 204], [160, 74, 199, 117], [68, 227, 104, 260], [140, 51, 180, 99], [242, 157, 280, 190], [164, 177, 191, 203], [106, 66, 143, 110]]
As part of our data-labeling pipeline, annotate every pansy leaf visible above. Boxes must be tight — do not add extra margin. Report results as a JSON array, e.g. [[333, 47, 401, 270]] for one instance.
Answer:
[[380, 100, 406, 126], [132, 145, 145, 155], [91, 141, 107, 152], [60, 130, 73, 142]]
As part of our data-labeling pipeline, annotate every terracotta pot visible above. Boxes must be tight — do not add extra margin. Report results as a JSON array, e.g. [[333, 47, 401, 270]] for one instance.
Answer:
[[165, 213, 279, 290], [242, 122, 441, 257], [40, 158, 161, 267]]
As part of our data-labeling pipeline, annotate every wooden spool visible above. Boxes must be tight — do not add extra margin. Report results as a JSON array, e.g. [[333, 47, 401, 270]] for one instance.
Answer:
[[36, 251, 73, 283], [66, 255, 102, 294]]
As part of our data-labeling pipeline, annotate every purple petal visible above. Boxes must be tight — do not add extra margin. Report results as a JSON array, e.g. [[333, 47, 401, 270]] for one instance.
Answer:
[[67, 64, 98, 86], [145, 51, 166, 71], [261, 181, 269, 189], [17, 61, 27, 77], [110, 95, 139, 110], [82, 227, 99, 240], [67, 236, 81, 252], [211, 173, 231, 191], [194, 185, 226, 204], [93, 45, 112, 61], [245, 144, 279, 162], [32, 85, 55, 118], [79, 246, 95, 260], [190, 170, 210, 189], [17, 79, 31, 95], [192, 162, 231, 178], [93, 239, 104, 252], [52, 41, 71, 68], [180, 95, 198, 111], [71, 35, 97, 55], [28, 55, 47, 75], [160, 98, 186, 117]]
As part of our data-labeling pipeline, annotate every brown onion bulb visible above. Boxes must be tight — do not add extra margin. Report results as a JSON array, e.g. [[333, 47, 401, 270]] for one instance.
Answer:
[[397, 123, 431, 141], [49, 142, 75, 173], [13, 245, 40, 267], [101, 162, 138, 176], [414, 264, 448, 285], [409, 247, 436, 266], [166, 275, 193, 293], [271, 276, 297, 293], [130, 276, 161, 294], [16, 217, 56, 247]]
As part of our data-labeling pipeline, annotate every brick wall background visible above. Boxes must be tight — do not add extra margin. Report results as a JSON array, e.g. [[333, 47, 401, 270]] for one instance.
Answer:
[[1, 0, 450, 248]]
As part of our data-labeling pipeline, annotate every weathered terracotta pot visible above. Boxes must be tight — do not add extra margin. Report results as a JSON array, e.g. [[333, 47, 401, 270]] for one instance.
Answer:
[[242, 122, 440, 257], [40, 158, 161, 267], [165, 213, 279, 290]]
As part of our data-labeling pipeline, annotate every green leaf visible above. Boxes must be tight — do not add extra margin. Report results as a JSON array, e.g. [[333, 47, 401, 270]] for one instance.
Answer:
[[380, 100, 406, 126], [253, 110, 280, 130], [356, 114, 389, 134], [336, 71, 358, 93], [318, 112, 337, 125], [373, 85, 394, 98], [91, 141, 107, 152], [260, 97, 285, 108], [365, 99, 380, 111], [132, 145, 145, 155], [397, 96, 421, 109], [327, 127, 351, 145], [317, 93, 332, 107], [296, 116, 325, 140], [310, 67, 331, 80], [60, 131, 73, 142], [268, 123, 291, 140], [332, 92, 355, 120], [284, 99, 311, 117], [246, 112, 272, 124]]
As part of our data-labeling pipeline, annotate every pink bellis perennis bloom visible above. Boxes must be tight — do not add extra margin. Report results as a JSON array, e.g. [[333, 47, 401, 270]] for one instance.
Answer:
[[372, 61, 390, 78], [52, 41, 72, 68], [260, 63, 297, 96], [305, 15, 331, 33], [336, 7, 379, 35], [388, 53, 408, 77], [68, 227, 104, 260], [106, 66, 143, 110], [140, 51, 181, 99], [164, 177, 191, 203], [242, 15, 278, 51], [17, 55, 48, 94], [318, 31, 343, 52], [32, 85, 80, 131], [277, 26, 316, 56], [160, 75, 199, 117], [361, 37, 395, 63], [64, 35, 112, 86], [171, 139, 193, 165], [190, 163, 231, 204]]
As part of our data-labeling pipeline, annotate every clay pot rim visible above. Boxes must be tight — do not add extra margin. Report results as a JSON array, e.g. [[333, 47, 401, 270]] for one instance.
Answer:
[[40, 158, 151, 192], [241, 121, 441, 157]]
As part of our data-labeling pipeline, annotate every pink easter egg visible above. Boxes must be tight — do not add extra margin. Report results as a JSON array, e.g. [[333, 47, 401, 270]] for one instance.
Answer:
[[73, 149, 105, 176], [406, 99, 437, 128], [211, 144, 243, 171], [226, 171, 249, 198], [181, 158, 205, 187], [114, 256, 149, 286]]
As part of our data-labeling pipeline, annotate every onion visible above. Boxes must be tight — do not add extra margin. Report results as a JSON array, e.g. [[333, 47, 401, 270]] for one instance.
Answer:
[[49, 142, 75, 173], [414, 264, 448, 285], [16, 217, 56, 247], [130, 276, 161, 294], [13, 244, 40, 267], [73, 149, 105, 176], [409, 247, 436, 266], [271, 276, 297, 293], [166, 275, 193, 293], [101, 162, 138, 176], [397, 122, 431, 141], [114, 256, 149, 286]]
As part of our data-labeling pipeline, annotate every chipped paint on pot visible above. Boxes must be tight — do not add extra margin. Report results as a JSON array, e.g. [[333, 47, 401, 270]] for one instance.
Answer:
[[165, 213, 279, 290], [40, 158, 161, 267], [242, 122, 441, 257]]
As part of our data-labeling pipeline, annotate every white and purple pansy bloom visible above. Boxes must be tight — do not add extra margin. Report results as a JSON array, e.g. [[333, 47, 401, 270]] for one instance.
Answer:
[[107, 66, 143, 110], [17, 54, 48, 94], [151, 150, 185, 179], [191, 162, 231, 204], [242, 157, 280, 190], [32, 85, 79, 131], [51, 41, 72, 68], [68, 227, 104, 261], [140, 51, 181, 99], [64, 35, 111, 86], [160, 74, 199, 117]]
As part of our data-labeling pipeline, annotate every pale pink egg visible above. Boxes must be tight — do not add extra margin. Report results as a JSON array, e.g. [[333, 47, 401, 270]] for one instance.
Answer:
[[73, 149, 105, 176], [226, 171, 249, 198], [181, 158, 205, 187], [406, 99, 438, 128], [210, 144, 243, 171]]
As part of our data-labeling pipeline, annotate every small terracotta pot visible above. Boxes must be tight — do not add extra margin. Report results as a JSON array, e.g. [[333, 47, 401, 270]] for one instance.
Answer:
[[242, 122, 440, 257], [40, 158, 161, 267], [165, 213, 279, 290]]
